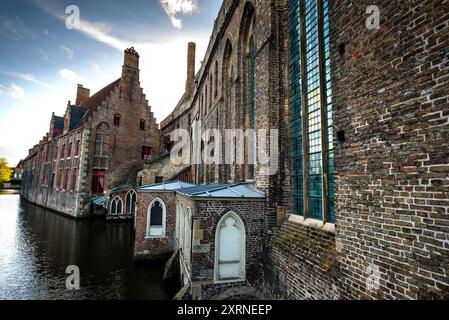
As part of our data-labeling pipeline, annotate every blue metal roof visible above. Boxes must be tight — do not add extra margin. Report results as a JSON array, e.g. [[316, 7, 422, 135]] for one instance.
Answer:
[[176, 183, 265, 199], [137, 181, 196, 191], [111, 184, 135, 194]]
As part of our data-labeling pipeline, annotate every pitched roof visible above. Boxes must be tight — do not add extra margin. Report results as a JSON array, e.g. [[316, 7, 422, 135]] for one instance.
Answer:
[[176, 183, 266, 199], [79, 78, 121, 111]]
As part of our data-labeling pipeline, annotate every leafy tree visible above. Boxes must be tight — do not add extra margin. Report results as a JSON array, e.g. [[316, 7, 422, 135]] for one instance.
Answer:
[[0, 158, 13, 183]]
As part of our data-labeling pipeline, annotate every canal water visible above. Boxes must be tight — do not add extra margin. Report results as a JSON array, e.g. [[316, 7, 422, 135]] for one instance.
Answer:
[[0, 191, 176, 300]]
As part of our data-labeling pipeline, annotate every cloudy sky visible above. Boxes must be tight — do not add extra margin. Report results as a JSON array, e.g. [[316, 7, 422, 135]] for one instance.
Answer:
[[0, 0, 221, 166]]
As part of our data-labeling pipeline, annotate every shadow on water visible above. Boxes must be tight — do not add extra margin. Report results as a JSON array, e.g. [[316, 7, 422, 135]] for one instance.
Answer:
[[0, 194, 177, 300]]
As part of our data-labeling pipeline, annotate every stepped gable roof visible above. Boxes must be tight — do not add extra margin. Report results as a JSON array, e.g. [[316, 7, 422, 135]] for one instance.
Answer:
[[69, 106, 89, 130], [79, 78, 121, 112], [176, 183, 266, 199]]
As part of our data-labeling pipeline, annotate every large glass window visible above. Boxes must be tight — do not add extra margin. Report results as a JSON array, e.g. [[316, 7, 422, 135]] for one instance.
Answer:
[[290, 0, 334, 223]]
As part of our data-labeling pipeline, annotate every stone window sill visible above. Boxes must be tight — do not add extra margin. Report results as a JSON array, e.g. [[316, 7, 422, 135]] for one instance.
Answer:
[[288, 214, 336, 234]]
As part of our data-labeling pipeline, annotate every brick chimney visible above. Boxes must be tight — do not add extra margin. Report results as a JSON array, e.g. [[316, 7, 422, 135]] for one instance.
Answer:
[[122, 47, 140, 82], [76, 84, 90, 105], [185, 42, 196, 93]]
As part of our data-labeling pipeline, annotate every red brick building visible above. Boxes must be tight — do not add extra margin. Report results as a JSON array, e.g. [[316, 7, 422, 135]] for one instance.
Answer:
[[21, 47, 161, 218]]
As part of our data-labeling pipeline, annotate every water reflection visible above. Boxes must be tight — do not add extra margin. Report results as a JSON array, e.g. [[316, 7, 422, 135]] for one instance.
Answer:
[[0, 194, 175, 300]]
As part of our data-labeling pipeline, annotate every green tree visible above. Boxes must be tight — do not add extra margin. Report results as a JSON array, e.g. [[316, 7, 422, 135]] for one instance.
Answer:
[[0, 158, 13, 183]]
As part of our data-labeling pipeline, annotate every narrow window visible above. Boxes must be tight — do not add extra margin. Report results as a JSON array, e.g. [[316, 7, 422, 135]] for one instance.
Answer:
[[147, 198, 166, 237], [71, 168, 77, 191], [289, 0, 335, 222], [54, 145, 58, 160], [110, 197, 123, 215], [92, 171, 106, 194], [69, 142, 73, 158], [139, 120, 146, 131], [215, 212, 246, 283], [61, 144, 66, 159]]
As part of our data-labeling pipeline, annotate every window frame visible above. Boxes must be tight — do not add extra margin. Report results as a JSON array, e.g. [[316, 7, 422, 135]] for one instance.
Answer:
[[146, 198, 167, 239], [110, 196, 123, 215], [92, 170, 106, 194]]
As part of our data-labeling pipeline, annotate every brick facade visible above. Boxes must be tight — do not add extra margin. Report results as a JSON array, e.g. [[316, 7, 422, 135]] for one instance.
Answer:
[[21, 48, 161, 218]]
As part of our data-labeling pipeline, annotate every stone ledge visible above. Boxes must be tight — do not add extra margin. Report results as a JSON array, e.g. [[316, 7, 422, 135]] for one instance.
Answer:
[[288, 214, 336, 234]]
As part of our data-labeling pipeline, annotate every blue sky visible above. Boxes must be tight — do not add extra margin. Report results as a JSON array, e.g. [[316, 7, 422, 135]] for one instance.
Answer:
[[0, 0, 221, 166]]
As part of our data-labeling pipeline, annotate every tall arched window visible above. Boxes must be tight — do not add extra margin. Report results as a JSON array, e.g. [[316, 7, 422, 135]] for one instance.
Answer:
[[110, 197, 123, 215], [214, 212, 246, 283], [147, 198, 166, 238], [222, 40, 233, 182], [125, 190, 137, 215], [176, 203, 181, 243]]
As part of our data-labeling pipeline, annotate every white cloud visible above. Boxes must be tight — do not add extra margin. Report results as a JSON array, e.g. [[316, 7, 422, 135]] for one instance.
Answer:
[[0, 70, 49, 88], [0, 84, 26, 99], [159, 0, 198, 29], [60, 44, 74, 59], [59, 68, 82, 83]]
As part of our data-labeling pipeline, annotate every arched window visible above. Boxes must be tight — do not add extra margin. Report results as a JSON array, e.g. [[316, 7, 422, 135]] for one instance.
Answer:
[[125, 190, 137, 215], [110, 197, 123, 215], [147, 198, 166, 238], [179, 204, 185, 249], [214, 212, 246, 283], [183, 208, 192, 270], [176, 203, 181, 243]]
